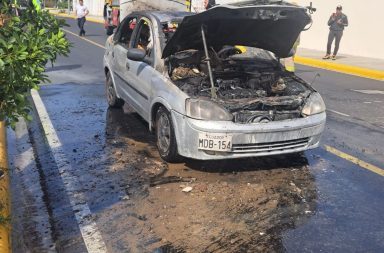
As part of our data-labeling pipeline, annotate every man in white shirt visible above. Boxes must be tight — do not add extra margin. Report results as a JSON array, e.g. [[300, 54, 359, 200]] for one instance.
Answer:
[[75, 0, 89, 36], [191, 0, 216, 13]]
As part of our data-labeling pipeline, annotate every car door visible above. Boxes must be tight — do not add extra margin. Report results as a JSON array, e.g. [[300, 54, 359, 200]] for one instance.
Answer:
[[125, 17, 157, 121], [111, 16, 138, 108]]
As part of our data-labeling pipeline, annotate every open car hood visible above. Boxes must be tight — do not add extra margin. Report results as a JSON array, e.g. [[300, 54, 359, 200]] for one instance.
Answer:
[[162, 5, 311, 58]]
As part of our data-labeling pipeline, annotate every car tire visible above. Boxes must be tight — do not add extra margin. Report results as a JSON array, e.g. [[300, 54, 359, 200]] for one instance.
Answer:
[[106, 26, 114, 35], [155, 106, 180, 162], [106, 72, 124, 108]]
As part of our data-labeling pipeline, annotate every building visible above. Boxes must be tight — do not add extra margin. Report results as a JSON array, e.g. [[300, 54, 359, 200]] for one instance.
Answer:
[[294, 0, 384, 60], [72, 0, 384, 60], [72, 0, 104, 16]]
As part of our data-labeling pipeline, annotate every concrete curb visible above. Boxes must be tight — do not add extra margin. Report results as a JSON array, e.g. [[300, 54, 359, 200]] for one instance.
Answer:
[[0, 121, 11, 253], [295, 56, 384, 81], [51, 11, 104, 24]]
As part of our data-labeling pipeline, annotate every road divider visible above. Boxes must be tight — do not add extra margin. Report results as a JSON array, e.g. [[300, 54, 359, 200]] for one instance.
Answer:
[[0, 121, 11, 253], [295, 56, 384, 81], [324, 145, 384, 177]]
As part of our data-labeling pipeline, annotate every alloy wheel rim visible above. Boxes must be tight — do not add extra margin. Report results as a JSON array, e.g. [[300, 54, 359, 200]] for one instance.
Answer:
[[107, 78, 114, 102], [157, 113, 171, 154]]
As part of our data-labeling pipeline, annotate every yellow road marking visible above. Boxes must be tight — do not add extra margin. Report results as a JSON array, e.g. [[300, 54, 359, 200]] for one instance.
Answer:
[[324, 145, 384, 177], [62, 28, 106, 49], [295, 56, 384, 81]]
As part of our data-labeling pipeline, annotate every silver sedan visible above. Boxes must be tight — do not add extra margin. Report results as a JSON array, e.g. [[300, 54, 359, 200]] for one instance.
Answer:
[[103, 5, 326, 162]]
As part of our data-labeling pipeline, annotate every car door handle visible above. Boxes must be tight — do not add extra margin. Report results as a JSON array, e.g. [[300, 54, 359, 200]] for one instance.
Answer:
[[126, 62, 130, 70]]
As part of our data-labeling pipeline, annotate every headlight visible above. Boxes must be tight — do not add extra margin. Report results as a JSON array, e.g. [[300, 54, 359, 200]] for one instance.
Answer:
[[185, 98, 233, 121], [302, 92, 326, 116]]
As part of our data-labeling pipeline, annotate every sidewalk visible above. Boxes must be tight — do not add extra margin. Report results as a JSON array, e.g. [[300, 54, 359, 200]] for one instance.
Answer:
[[295, 48, 384, 81], [297, 48, 384, 72], [48, 9, 104, 24]]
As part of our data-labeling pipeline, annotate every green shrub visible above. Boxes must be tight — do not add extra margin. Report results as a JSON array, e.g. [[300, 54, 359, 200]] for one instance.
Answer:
[[0, 2, 70, 128]]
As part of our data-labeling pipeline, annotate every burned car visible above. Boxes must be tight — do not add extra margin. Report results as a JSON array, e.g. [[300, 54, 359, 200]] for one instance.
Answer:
[[103, 3, 326, 162]]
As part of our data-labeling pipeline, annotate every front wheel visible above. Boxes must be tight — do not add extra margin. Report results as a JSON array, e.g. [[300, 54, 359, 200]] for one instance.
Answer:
[[106, 72, 124, 108], [155, 106, 179, 162]]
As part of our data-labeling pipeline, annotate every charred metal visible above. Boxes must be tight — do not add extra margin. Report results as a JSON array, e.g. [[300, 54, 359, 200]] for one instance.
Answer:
[[167, 48, 313, 123]]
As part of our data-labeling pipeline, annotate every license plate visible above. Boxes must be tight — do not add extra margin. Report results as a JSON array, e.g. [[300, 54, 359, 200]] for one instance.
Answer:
[[198, 132, 232, 152]]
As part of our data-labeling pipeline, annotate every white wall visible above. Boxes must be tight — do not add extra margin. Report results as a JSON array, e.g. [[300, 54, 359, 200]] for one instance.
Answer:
[[218, 0, 384, 59], [73, 0, 104, 16], [75, 0, 384, 59], [294, 0, 384, 59]]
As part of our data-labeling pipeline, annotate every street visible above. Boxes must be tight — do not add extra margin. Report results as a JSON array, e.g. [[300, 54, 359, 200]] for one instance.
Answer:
[[10, 18, 384, 253]]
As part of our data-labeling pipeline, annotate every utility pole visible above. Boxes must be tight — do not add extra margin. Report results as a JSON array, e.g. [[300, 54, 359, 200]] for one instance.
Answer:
[[67, 0, 70, 14]]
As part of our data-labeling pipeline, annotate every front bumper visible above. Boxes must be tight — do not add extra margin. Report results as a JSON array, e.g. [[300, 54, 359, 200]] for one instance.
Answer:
[[171, 111, 326, 160]]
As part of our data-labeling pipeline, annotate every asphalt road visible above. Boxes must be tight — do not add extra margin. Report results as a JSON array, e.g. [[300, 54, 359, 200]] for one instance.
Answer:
[[9, 18, 384, 253]]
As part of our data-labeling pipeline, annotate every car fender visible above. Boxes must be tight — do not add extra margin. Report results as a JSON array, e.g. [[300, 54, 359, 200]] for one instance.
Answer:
[[149, 96, 173, 130], [103, 58, 121, 99]]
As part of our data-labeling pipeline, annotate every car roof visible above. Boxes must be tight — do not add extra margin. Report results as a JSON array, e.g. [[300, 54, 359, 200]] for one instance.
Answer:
[[130, 11, 193, 23]]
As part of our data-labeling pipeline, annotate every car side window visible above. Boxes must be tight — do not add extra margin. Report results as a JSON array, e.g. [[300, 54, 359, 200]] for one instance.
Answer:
[[132, 19, 154, 59], [115, 17, 137, 48]]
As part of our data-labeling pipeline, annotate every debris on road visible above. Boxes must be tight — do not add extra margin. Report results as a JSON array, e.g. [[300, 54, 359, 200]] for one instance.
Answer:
[[181, 186, 193, 193]]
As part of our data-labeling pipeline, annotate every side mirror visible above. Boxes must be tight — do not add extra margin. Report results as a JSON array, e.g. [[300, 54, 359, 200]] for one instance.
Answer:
[[127, 48, 146, 62]]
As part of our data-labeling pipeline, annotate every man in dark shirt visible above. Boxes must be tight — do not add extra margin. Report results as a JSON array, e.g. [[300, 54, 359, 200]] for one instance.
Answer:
[[323, 5, 348, 60]]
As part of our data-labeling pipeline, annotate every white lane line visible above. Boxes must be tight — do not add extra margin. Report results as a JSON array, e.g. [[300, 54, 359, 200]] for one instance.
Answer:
[[351, 89, 384, 95], [63, 28, 106, 49], [327, 109, 350, 117], [31, 89, 108, 253]]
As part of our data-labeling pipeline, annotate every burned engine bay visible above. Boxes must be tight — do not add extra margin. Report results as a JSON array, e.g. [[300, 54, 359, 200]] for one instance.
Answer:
[[167, 48, 313, 123]]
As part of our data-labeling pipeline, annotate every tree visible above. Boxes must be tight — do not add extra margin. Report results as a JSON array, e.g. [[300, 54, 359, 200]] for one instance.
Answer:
[[0, 1, 70, 128]]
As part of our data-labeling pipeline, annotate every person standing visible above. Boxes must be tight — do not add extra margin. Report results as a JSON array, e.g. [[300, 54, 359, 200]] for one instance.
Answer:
[[75, 0, 89, 36], [191, 0, 215, 13], [323, 5, 348, 60], [204, 0, 216, 10]]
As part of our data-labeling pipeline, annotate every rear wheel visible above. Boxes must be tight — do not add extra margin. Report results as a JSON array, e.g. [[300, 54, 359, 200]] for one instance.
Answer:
[[155, 106, 179, 162], [106, 72, 124, 108]]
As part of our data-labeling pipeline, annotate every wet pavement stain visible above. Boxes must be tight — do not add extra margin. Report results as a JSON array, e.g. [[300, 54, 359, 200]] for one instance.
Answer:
[[94, 107, 318, 253]]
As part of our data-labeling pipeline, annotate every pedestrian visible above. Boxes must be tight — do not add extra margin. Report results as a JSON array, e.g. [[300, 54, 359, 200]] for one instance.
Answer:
[[204, 0, 216, 10], [191, 0, 215, 13], [75, 0, 89, 36], [323, 5, 348, 60]]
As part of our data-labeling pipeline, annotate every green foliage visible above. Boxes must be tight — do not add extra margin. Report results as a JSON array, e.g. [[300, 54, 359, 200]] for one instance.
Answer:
[[57, 0, 70, 10], [0, 2, 70, 128]]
